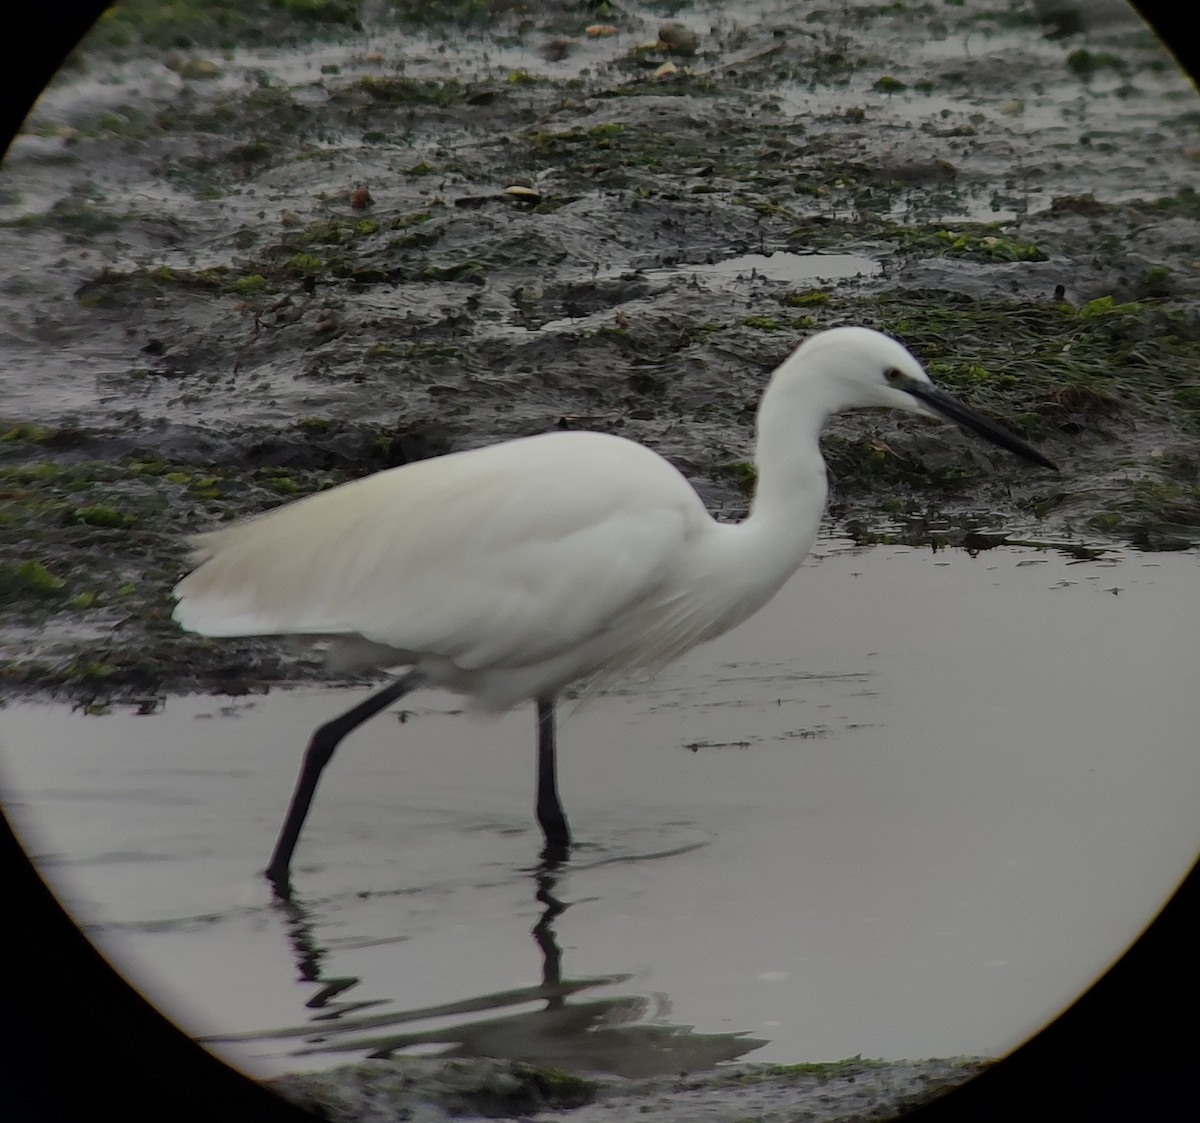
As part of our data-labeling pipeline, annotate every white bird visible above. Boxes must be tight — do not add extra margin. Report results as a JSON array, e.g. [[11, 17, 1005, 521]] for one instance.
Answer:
[[172, 327, 1055, 894]]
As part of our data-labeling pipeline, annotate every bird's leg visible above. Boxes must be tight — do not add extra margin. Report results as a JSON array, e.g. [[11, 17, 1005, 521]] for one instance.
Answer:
[[265, 669, 425, 897], [535, 696, 571, 858]]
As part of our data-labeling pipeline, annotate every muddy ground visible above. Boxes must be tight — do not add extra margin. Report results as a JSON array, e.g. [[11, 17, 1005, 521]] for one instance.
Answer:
[[3, 2, 1197, 1117], [2, 0, 1199, 699], [268, 1054, 991, 1123]]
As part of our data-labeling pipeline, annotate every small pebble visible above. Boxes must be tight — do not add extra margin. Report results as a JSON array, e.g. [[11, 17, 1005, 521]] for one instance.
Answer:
[[658, 22, 700, 56], [504, 185, 541, 205]]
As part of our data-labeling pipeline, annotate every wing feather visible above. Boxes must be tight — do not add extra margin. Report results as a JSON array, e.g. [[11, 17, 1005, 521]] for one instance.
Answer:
[[172, 431, 708, 672]]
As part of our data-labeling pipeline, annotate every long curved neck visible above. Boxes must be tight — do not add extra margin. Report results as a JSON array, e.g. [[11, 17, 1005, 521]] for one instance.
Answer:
[[675, 366, 841, 642], [743, 372, 839, 551]]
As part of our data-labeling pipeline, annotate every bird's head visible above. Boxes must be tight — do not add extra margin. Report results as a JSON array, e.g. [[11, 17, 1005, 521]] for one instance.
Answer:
[[781, 326, 1057, 469]]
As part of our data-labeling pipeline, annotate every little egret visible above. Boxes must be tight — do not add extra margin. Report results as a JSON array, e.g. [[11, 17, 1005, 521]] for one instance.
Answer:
[[172, 326, 1055, 892]]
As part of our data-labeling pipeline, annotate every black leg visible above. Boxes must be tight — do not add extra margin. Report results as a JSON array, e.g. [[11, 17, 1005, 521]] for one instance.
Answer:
[[265, 670, 425, 897], [535, 696, 571, 858]]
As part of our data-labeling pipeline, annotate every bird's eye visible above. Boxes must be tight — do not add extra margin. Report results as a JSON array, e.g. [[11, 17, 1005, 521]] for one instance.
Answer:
[[883, 367, 903, 383]]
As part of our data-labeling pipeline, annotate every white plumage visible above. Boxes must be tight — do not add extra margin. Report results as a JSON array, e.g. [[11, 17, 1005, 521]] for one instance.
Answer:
[[171, 326, 1055, 891], [174, 430, 769, 709]]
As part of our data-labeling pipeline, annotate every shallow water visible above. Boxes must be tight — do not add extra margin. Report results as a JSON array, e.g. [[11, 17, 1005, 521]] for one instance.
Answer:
[[649, 252, 882, 284], [3, 541, 1197, 1081]]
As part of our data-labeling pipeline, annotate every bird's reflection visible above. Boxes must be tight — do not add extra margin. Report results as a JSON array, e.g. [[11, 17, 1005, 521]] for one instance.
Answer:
[[204, 851, 766, 1078], [531, 847, 569, 1009], [277, 897, 384, 1022]]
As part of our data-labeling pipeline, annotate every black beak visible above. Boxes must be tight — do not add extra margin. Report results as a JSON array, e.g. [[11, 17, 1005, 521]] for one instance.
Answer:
[[906, 384, 1058, 470]]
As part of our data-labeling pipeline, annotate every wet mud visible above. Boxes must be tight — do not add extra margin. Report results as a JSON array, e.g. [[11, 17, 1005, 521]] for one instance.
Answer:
[[1, 0, 1198, 697], [268, 1054, 990, 1123]]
